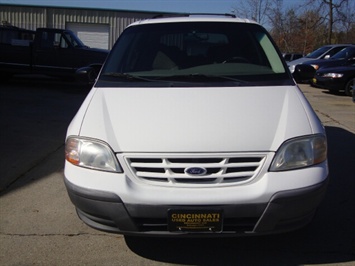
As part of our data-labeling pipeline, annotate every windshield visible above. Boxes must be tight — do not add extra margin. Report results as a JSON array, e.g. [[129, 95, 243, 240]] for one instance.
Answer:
[[63, 31, 86, 48], [330, 46, 355, 60], [306, 46, 332, 58], [100, 22, 289, 86]]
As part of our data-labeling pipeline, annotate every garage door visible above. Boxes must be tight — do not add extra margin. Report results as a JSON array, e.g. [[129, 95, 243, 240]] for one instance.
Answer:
[[66, 23, 109, 50]]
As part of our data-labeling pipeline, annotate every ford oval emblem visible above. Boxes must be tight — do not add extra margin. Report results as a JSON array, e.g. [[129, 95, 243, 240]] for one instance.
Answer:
[[185, 167, 207, 176]]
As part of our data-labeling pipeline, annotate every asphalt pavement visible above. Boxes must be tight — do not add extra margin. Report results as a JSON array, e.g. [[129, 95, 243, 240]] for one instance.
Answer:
[[0, 77, 87, 191], [0, 77, 354, 265]]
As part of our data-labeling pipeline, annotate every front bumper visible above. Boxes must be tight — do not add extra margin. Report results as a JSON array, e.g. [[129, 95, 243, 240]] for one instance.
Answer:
[[64, 177, 328, 236], [312, 76, 345, 91]]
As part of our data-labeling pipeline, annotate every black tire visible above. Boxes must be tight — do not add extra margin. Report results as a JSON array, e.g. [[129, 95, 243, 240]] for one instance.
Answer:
[[344, 78, 355, 96]]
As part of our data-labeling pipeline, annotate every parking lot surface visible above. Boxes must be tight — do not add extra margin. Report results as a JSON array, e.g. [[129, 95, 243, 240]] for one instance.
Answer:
[[0, 77, 354, 265]]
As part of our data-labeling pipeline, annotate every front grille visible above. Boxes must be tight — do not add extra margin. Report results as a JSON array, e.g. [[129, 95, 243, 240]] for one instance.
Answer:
[[126, 154, 266, 185]]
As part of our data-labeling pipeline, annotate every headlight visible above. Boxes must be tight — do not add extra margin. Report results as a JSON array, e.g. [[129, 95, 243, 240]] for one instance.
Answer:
[[322, 73, 344, 78], [65, 137, 122, 172], [311, 64, 319, 70], [270, 135, 327, 171]]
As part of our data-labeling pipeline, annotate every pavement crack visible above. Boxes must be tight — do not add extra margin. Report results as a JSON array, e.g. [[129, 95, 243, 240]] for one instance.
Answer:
[[315, 109, 351, 130]]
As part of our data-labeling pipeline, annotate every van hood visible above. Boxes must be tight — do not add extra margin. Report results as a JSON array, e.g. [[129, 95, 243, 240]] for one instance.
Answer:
[[79, 86, 315, 153]]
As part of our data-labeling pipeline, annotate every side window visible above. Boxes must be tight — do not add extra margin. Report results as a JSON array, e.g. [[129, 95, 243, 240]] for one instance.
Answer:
[[63, 33, 79, 47], [56, 33, 68, 48], [40, 32, 68, 49], [284, 54, 291, 61], [347, 48, 355, 58], [328, 47, 345, 57], [294, 54, 303, 60], [0, 29, 33, 46]]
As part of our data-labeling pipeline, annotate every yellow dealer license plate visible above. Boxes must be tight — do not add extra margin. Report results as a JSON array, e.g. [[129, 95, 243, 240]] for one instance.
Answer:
[[168, 209, 223, 232]]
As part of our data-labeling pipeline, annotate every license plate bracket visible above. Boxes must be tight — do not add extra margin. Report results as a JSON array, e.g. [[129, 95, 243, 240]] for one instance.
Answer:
[[168, 209, 223, 232]]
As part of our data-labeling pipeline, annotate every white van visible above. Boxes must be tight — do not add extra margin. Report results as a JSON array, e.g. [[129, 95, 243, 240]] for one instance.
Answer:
[[64, 15, 328, 236]]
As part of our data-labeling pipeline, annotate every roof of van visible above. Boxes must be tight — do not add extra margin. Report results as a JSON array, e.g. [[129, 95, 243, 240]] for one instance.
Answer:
[[128, 14, 258, 27]]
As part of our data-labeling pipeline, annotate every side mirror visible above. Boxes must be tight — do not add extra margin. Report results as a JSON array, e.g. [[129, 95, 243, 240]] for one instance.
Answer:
[[76, 64, 102, 84]]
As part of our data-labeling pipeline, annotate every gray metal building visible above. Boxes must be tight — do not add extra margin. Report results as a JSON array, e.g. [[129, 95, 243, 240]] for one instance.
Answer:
[[0, 4, 168, 49]]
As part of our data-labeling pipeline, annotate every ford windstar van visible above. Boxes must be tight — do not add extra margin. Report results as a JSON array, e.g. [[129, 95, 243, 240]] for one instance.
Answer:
[[64, 14, 328, 236]]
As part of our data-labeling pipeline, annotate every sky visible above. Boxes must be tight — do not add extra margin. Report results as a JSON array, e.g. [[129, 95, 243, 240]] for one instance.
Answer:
[[0, 0, 304, 14]]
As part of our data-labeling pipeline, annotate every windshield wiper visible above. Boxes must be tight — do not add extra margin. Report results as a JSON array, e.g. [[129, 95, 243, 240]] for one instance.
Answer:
[[160, 73, 248, 84], [102, 72, 248, 85], [102, 72, 157, 82]]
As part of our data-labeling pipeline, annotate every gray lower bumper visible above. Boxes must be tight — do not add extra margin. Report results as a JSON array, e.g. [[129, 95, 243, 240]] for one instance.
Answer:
[[64, 178, 328, 236]]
